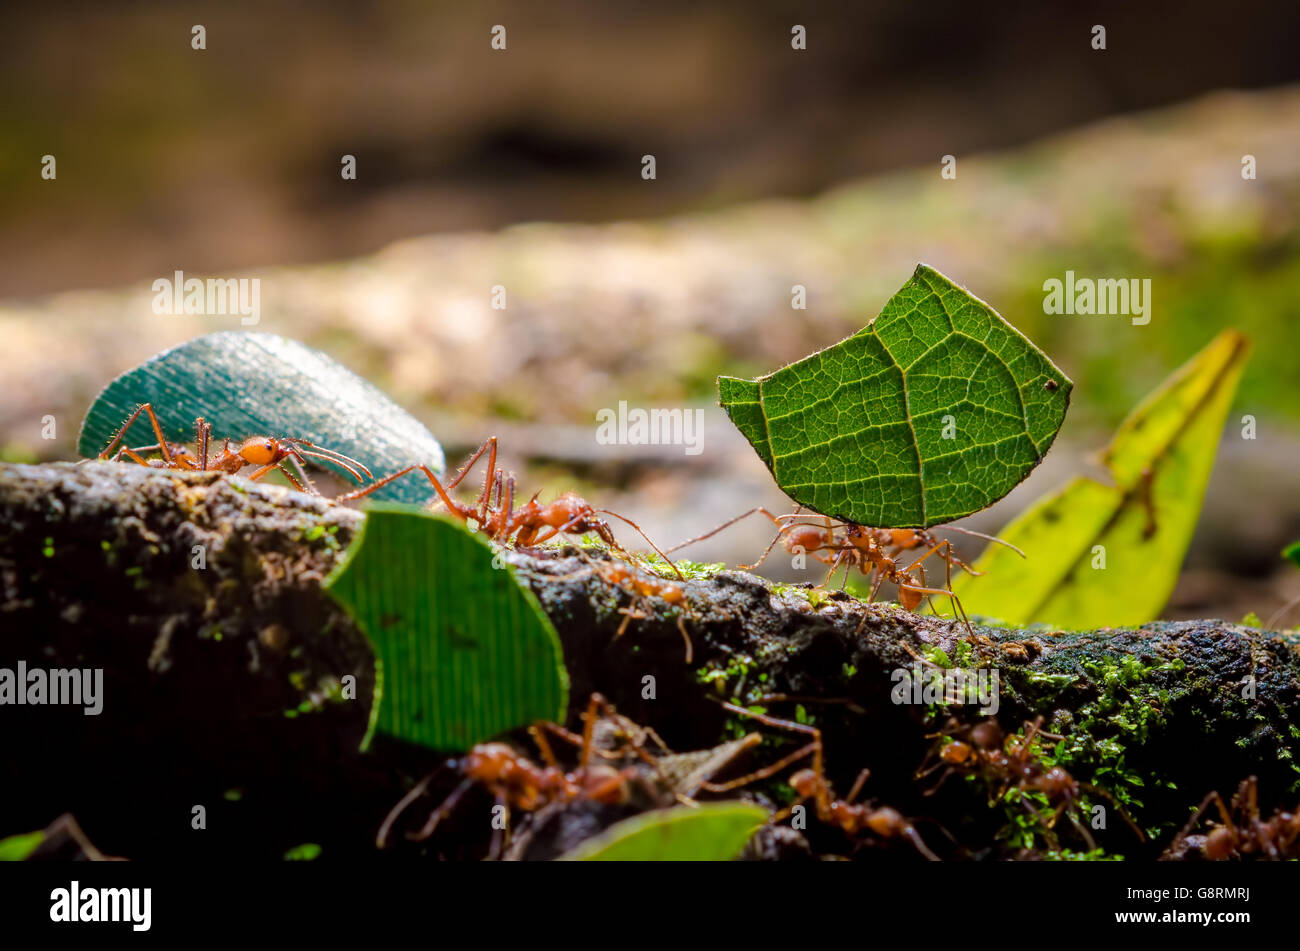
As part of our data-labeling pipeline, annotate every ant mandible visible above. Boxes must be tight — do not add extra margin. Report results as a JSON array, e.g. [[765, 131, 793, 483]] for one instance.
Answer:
[[337, 436, 684, 579], [95, 402, 371, 495]]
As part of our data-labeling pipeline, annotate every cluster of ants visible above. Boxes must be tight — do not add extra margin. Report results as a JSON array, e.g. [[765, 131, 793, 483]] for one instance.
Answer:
[[916, 713, 1146, 853], [96, 403, 1005, 659], [375, 691, 947, 861], [95, 404, 694, 652], [1163, 776, 1300, 861], [373, 690, 1159, 861]]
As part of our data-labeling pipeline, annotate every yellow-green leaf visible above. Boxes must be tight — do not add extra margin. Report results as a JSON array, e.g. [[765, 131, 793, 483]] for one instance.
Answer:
[[954, 330, 1250, 628], [559, 803, 768, 861]]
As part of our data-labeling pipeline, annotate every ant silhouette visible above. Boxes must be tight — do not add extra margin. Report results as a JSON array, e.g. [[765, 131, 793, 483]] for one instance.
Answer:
[[337, 436, 683, 579], [94, 402, 371, 494]]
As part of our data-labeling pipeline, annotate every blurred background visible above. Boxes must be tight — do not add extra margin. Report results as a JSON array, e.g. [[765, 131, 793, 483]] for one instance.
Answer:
[[3, 1, 1300, 622]]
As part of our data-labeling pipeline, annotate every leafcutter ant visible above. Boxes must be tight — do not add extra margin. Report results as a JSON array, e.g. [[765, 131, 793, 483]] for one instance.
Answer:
[[94, 402, 371, 494], [1165, 776, 1300, 860], [530, 553, 696, 662], [917, 715, 1144, 851], [712, 700, 942, 860], [376, 693, 761, 856], [669, 507, 1022, 636], [337, 436, 683, 579]]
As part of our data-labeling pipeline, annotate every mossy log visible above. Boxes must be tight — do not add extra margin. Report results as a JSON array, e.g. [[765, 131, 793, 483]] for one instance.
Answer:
[[2, 462, 1298, 860]]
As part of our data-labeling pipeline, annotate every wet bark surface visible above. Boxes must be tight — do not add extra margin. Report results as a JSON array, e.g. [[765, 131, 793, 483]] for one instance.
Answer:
[[3, 462, 1298, 860]]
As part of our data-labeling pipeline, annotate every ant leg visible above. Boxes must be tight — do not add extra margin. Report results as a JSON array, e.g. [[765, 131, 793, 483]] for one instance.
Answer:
[[409, 776, 476, 842], [283, 448, 321, 494], [677, 614, 694, 665], [1062, 804, 1098, 851], [98, 403, 176, 467], [899, 823, 942, 862], [720, 702, 825, 790], [666, 506, 798, 556], [335, 464, 470, 522], [114, 446, 162, 467], [588, 509, 684, 580], [844, 768, 872, 805], [243, 453, 317, 494], [701, 741, 818, 793]]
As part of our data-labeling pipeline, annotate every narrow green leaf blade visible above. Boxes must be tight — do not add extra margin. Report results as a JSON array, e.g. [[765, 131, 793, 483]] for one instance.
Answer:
[[559, 803, 768, 861], [324, 504, 568, 750], [76, 332, 445, 504], [954, 330, 1250, 628], [719, 265, 1071, 527], [0, 830, 44, 861]]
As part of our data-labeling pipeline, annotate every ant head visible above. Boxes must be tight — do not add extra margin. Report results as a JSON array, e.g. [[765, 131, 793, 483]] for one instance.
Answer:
[[789, 769, 820, 798], [169, 445, 197, 467], [236, 436, 280, 466]]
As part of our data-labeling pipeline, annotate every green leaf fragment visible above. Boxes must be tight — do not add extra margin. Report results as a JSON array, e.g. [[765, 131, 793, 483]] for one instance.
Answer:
[[719, 265, 1071, 527], [559, 803, 768, 861], [325, 504, 568, 751], [954, 330, 1250, 628]]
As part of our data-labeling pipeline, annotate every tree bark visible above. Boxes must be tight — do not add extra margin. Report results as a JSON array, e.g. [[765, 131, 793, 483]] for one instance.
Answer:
[[3, 462, 1296, 859]]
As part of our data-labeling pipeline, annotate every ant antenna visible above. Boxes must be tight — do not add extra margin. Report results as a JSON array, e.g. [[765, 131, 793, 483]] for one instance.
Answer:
[[282, 438, 373, 482], [938, 524, 1026, 558], [594, 509, 686, 581]]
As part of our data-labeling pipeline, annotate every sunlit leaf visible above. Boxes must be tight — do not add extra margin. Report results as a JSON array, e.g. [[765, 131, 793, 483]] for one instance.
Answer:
[[77, 332, 445, 504], [324, 504, 568, 751], [1284, 541, 1300, 570], [954, 330, 1250, 628], [558, 803, 767, 861], [720, 265, 1071, 527]]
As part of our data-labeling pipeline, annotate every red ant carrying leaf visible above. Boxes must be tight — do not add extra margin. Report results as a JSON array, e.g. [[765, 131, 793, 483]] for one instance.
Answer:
[[669, 506, 1023, 636], [93, 402, 372, 494]]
